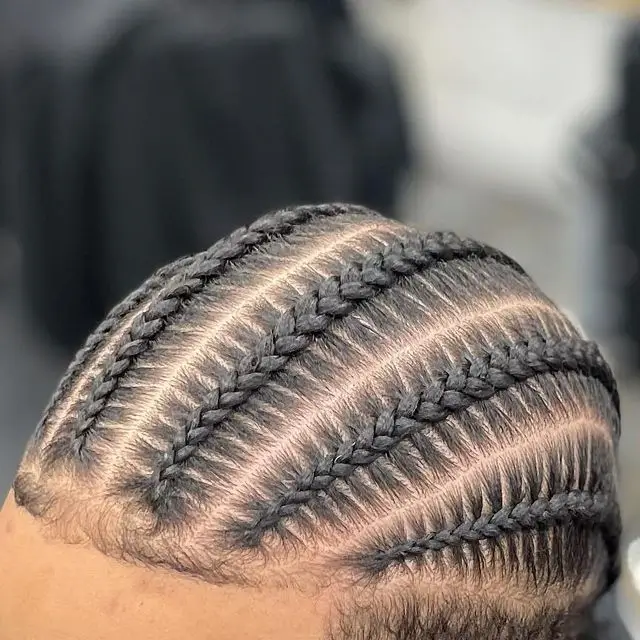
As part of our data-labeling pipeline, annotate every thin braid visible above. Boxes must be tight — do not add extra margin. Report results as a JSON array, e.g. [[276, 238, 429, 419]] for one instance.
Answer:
[[232, 336, 619, 547], [351, 490, 616, 575], [151, 233, 526, 497], [40, 229, 260, 438], [40, 230, 271, 438], [71, 204, 372, 457], [36, 254, 196, 440], [45, 204, 315, 434]]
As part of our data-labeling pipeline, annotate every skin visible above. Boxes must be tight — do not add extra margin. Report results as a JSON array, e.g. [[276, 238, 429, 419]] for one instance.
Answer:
[[0, 491, 328, 640]]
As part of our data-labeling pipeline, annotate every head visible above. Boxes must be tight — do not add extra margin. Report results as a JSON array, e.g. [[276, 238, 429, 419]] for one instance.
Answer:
[[0, 204, 621, 640]]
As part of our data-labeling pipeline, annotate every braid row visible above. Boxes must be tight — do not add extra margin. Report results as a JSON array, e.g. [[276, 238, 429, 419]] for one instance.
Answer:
[[36, 254, 195, 439], [352, 490, 616, 576], [39, 229, 258, 438], [233, 336, 618, 547], [151, 233, 526, 496], [71, 204, 371, 457]]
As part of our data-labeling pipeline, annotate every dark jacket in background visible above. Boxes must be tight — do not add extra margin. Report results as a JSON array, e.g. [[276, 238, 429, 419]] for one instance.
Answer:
[[0, 0, 410, 351]]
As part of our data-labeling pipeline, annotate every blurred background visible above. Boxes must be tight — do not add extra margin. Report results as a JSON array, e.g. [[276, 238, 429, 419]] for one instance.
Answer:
[[0, 0, 638, 636]]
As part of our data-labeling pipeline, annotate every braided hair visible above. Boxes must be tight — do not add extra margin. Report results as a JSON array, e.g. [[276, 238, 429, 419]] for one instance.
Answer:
[[13, 205, 621, 640]]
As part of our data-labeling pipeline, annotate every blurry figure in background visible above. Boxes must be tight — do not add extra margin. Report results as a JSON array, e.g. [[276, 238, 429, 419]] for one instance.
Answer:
[[608, 20, 640, 372], [0, 0, 411, 353], [0, 205, 624, 639]]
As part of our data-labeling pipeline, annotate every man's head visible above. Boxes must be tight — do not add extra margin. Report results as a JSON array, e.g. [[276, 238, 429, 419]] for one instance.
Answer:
[[0, 205, 621, 639]]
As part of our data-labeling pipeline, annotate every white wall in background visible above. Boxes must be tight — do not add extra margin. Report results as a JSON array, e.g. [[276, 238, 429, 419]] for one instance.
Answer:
[[353, 0, 627, 353], [354, 0, 625, 199]]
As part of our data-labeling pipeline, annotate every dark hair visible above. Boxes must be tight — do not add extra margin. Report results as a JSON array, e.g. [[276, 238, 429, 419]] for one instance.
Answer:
[[14, 204, 621, 639]]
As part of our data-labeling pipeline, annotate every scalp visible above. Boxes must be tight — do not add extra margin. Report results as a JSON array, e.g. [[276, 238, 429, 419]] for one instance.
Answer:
[[13, 204, 621, 639]]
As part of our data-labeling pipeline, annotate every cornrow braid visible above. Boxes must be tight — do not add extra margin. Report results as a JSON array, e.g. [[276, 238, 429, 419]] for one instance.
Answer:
[[150, 232, 526, 504], [230, 335, 619, 547], [35, 254, 196, 440], [13, 206, 622, 640], [350, 490, 615, 576], [40, 221, 267, 439], [70, 204, 373, 457]]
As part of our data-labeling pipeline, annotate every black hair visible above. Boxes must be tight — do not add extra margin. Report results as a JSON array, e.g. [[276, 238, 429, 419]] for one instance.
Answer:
[[13, 204, 621, 639]]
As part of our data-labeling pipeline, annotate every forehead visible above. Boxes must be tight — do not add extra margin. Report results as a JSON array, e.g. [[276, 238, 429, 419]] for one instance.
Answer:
[[0, 492, 325, 640]]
